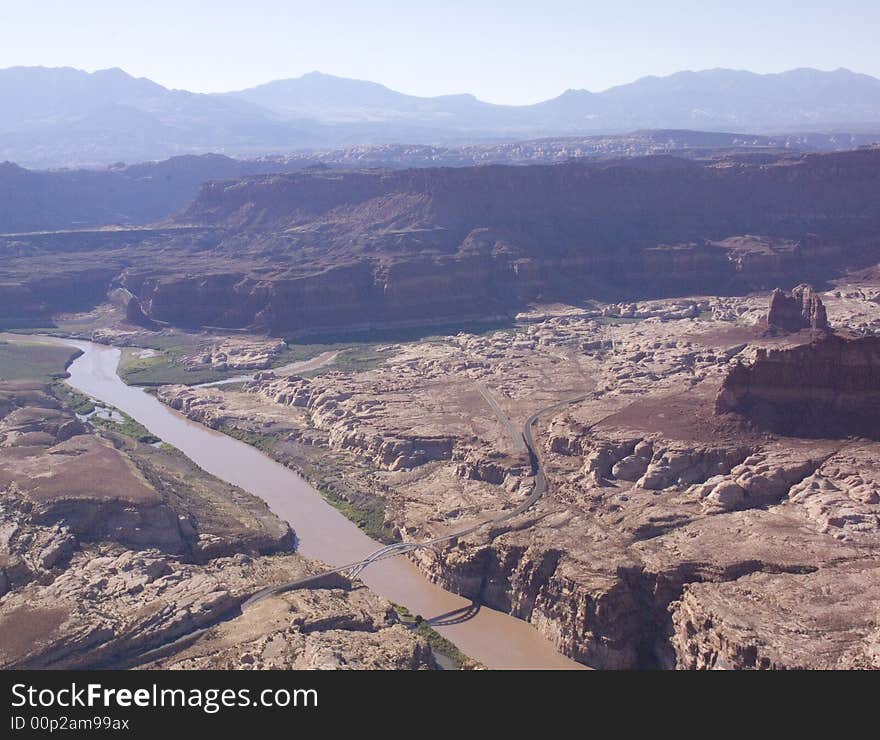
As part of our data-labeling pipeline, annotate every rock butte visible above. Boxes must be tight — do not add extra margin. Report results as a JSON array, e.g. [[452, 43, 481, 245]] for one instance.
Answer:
[[716, 333, 880, 439], [766, 284, 830, 334]]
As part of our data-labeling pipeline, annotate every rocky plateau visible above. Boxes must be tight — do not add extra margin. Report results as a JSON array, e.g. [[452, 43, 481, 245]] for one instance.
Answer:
[[0, 367, 433, 670], [2, 147, 880, 671], [2, 149, 880, 335], [154, 282, 880, 669]]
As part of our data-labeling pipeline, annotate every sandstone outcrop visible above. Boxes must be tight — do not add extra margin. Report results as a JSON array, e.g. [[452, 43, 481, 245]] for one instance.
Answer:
[[766, 284, 829, 333], [141, 577, 433, 671], [186, 337, 286, 372], [107, 287, 159, 329], [715, 333, 880, 438], [0, 382, 293, 561], [0, 380, 292, 594], [787, 443, 880, 543], [670, 559, 880, 669], [151, 289, 880, 669]]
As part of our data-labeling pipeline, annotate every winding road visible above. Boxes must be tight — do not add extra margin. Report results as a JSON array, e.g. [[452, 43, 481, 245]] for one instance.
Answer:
[[128, 390, 588, 668], [241, 392, 588, 609], [3, 333, 586, 668]]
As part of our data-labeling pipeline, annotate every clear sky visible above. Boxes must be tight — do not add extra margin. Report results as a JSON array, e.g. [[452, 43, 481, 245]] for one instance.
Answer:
[[2, 0, 878, 104]]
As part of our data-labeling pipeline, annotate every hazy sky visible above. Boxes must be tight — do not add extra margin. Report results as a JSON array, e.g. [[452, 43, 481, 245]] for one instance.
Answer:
[[2, 0, 879, 104]]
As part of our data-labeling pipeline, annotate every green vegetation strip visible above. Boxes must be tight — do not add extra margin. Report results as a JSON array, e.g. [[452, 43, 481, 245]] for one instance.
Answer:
[[90, 410, 161, 444], [392, 604, 474, 670], [118, 349, 231, 386], [118, 339, 392, 387], [217, 423, 398, 544], [594, 316, 643, 325], [216, 425, 283, 455], [316, 486, 398, 545], [51, 381, 95, 415]]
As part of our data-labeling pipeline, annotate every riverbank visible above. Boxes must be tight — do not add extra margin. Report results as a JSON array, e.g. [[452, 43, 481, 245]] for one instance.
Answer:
[[0, 335, 435, 669], [4, 334, 580, 670]]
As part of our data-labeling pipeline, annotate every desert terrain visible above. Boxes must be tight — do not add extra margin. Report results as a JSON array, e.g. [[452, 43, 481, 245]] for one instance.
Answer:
[[125, 278, 878, 669], [0, 339, 437, 670], [2, 147, 879, 670]]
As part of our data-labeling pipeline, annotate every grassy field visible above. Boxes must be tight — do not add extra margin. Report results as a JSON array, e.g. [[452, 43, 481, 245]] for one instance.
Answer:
[[118, 349, 232, 386], [256, 340, 392, 378], [0, 341, 80, 382], [593, 316, 644, 326], [304, 344, 391, 376]]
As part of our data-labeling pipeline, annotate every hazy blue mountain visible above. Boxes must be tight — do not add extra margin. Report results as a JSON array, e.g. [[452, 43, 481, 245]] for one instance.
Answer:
[[2, 65, 879, 167], [225, 71, 512, 127], [0, 66, 328, 167], [227, 67, 880, 132], [587, 67, 880, 130]]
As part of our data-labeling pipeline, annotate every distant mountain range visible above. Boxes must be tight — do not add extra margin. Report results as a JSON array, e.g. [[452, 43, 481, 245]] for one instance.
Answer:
[[2, 66, 880, 167]]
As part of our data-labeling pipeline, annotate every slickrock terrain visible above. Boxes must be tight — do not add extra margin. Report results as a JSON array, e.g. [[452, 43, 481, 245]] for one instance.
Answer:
[[0, 549, 431, 670], [0, 363, 433, 670], [670, 558, 880, 669], [185, 336, 287, 372], [140, 575, 432, 670], [155, 282, 880, 669]]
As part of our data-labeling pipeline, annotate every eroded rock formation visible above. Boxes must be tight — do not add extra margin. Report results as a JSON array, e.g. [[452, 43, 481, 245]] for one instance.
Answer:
[[670, 559, 880, 669], [151, 290, 880, 669], [3, 149, 880, 333], [0, 377, 432, 670], [715, 334, 880, 438], [767, 284, 829, 333]]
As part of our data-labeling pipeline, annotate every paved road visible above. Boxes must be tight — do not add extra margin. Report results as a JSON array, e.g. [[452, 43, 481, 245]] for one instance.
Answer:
[[475, 382, 526, 454], [242, 391, 589, 607], [194, 351, 339, 388], [127, 391, 588, 666]]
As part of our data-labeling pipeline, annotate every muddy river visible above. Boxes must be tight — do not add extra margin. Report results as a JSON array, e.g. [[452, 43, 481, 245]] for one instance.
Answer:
[[8, 335, 581, 670]]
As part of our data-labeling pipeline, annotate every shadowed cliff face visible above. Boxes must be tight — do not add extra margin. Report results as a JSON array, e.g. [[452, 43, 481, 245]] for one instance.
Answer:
[[176, 151, 880, 244], [716, 334, 880, 439], [2, 149, 880, 333]]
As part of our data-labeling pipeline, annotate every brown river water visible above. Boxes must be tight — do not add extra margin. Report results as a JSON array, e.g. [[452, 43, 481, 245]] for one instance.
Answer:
[[6, 335, 581, 670]]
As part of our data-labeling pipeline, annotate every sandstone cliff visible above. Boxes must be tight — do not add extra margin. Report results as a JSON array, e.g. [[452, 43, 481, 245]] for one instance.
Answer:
[[2, 149, 880, 333], [767, 284, 830, 333], [715, 334, 880, 438]]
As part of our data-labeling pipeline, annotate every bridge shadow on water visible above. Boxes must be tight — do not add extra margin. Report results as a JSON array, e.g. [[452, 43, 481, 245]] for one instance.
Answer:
[[425, 600, 481, 627]]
